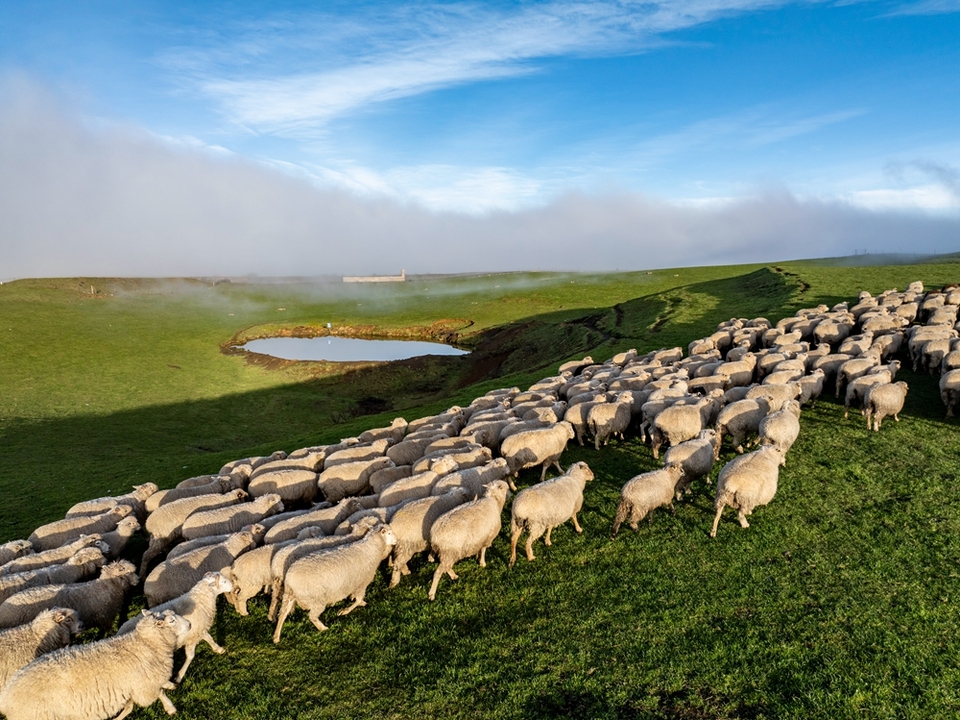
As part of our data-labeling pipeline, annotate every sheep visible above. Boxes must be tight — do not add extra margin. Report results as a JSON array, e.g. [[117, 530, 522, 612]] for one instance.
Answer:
[[0, 608, 83, 690], [175, 473, 224, 490], [611, 463, 686, 536], [649, 398, 713, 459], [99, 517, 140, 560], [756, 400, 801, 461], [715, 396, 772, 457], [662, 429, 718, 490], [500, 422, 575, 484], [387, 489, 471, 588], [165, 524, 265, 563], [265, 518, 379, 622], [563, 395, 609, 445], [333, 501, 409, 535], [920, 336, 954, 375], [223, 526, 323, 616], [180, 494, 284, 541], [323, 438, 393, 469], [250, 451, 327, 480], [427, 480, 511, 601], [497, 418, 551, 443], [710, 446, 783, 537], [811, 353, 853, 389], [220, 450, 287, 479], [0, 608, 190, 720], [118, 571, 233, 683], [317, 456, 394, 502], [376, 456, 459, 507], [410, 444, 491, 475], [0, 536, 110, 577], [145, 474, 243, 513], [27, 505, 133, 553], [940, 369, 960, 417], [0, 547, 106, 604], [509, 461, 594, 566], [843, 362, 900, 419], [0, 560, 138, 634], [746, 382, 799, 412], [358, 418, 409, 445], [715, 354, 757, 388], [587, 392, 635, 450], [0, 542, 34, 568], [369, 464, 414, 494], [65, 483, 158, 523], [262, 497, 363, 543], [140, 489, 248, 577], [430, 458, 511, 498], [272, 523, 397, 642], [798, 369, 826, 406], [143, 527, 258, 608], [835, 352, 881, 398], [864, 381, 909, 430]]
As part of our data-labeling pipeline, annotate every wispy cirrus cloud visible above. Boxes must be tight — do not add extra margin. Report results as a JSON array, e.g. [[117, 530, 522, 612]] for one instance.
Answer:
[[883, 0, 960, 15], [171, 0, 806, 137]]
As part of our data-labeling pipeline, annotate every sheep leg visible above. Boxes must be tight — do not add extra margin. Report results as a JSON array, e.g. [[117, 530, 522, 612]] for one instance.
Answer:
[[737, 509, 750, 528], [428, 564, 446, 601], [307, 607, 329, 631], [272, 595, 296, 644], [543, 525, 552, 546], [114, 700, 137, 720], [571, 513, 582, 533], [202, 630, 226, 654], [175, 643, 197, 683], [710, 503, 725, 538], [509, 523, 524, 567], [611, 500, 630, 538], [157, 689, 178, 714], [478, 546, 487, 567], [267, 580, 282, 622], [338, 591, 367, 616]]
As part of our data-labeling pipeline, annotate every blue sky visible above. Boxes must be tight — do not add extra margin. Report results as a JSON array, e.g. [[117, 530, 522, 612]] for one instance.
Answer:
[[1, 1, 958, 275]]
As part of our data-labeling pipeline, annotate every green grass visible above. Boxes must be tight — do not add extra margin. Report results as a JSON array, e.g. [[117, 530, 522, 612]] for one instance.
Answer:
[[3, 258, 960, 718]]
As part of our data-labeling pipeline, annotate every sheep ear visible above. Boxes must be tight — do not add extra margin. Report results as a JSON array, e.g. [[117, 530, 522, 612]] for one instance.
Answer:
[[53, 610, 67, 623], [141, 609, 152, 617]]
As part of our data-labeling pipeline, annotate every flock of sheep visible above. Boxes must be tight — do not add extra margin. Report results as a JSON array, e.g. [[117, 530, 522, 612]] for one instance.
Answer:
[[0, 278, 955, 719]]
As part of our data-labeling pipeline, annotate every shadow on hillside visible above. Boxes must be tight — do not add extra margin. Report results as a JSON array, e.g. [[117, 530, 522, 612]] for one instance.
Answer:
[[1, 266, 950, 541]]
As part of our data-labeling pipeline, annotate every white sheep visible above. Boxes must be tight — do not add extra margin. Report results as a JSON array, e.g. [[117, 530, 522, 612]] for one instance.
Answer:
[[715, 396, 772, 457], [662, 429, 718, 490], [509, 461, 594, 566], [245, 467, 319, 507], [357, 418, 408, 445], [140, 489, 248, 577], [940, 369, 960, 417], [649, 398, 713, 459], [387, 489, 471, 588], [864, 381, 909, 430], [118, 571, 233, 683], [65, 483, 158, 523], [431, 458, 511, 498], [427, 480, 511, 601], [272, 524, 397, 642], [500, 422, 575, 484], [0, 560, 138, 634], [0, 608, 190, 720], [0, 547, 106, 604], [262, 497, 363, 543], [611, 463, 686, 536], [377, 456, 459, 507], [145, 475, 242, 514], [798, 369, 826, 406], [0, 607, 83, 689], [587, 392, 634, 450], [0, 541, 34, 569], [27, 505, 133, 552], [144, 526, 258, 607], [0, 536, 109, 577], [756, 400, 801, 461], [316, 456, 394, 502], [710, 445, 783, 537], [265, 518, 379, 622], [369, 464, 414, 494], [410, 444, 491, 475], [100, 517, 140, 560], [180, 493, 284, 541], [323, 438, 393, 469]]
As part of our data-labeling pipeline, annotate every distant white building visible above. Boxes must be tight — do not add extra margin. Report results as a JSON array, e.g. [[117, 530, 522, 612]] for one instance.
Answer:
[[343, 269, 406, 283]]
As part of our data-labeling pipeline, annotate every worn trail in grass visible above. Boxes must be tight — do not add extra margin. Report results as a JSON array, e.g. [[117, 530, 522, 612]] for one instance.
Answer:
[[3, 259, 960, 717]]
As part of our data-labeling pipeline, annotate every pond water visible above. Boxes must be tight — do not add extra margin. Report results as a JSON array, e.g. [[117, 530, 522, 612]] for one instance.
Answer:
[[240, 336, 470, 362]]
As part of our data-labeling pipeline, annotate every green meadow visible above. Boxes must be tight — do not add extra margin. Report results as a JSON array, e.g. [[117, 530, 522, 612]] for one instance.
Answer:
[[2, 257, 960, 718]]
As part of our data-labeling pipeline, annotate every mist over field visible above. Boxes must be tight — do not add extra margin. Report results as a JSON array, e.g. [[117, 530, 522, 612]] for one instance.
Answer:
[[3, 78, 958, 280]]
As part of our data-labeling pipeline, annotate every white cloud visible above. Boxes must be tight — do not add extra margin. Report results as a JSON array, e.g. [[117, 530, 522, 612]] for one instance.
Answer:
[[843, 185, 960, 212], [175, 0, 805, 136]]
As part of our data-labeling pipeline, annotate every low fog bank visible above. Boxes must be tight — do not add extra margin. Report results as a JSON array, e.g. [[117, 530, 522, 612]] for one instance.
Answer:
[[2, 77, 958, 279]]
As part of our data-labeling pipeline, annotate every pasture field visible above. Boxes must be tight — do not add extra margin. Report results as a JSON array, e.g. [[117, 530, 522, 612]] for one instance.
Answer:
[[2, 257, 960, 718]]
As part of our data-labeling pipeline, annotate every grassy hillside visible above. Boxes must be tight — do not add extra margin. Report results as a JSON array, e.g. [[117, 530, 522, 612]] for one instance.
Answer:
[[2, 258, 960, 718]]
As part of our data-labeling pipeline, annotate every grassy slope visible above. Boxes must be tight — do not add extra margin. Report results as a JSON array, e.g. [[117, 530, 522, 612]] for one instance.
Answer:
[[2, 260, 960, 718]]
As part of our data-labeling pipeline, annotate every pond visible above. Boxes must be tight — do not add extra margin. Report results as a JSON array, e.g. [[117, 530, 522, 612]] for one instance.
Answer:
[[239, 336, 470, 362]]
